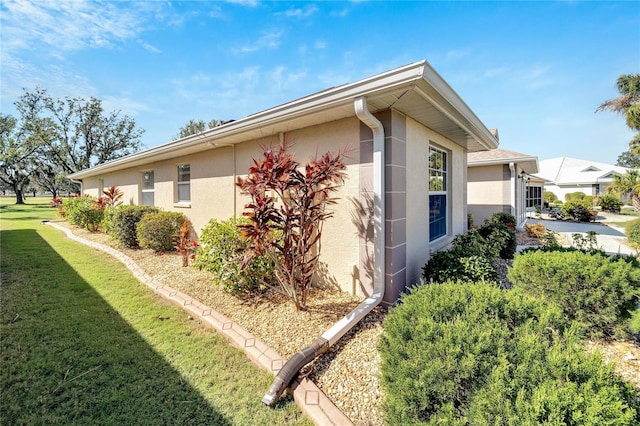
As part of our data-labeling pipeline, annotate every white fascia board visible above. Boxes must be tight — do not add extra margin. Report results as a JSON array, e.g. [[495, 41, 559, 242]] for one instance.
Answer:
[[69, 61, 427, 180]]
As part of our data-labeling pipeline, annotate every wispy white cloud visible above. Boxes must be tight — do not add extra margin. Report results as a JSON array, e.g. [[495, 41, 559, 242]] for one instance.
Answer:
[[315, 40, 327, 49], [1, 0, 151, 56], [225, 0, 260, 7], [281, 5, 319, 18], [137, 40, 162, 54], [233, 30, 283, 53]]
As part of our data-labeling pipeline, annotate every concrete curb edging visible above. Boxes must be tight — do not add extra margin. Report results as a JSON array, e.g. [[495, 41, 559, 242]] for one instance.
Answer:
[[46, 221, 353, 426]]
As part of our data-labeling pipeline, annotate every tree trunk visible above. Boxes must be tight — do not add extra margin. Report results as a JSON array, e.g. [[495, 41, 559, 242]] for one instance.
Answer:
[[632, 193, 640, 211], [14, 188, 25, 205]]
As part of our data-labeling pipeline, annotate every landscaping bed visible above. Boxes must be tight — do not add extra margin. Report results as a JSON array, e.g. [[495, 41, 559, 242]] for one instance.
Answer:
[[56, 221, 386, 425], [57, 222, 639, 425]]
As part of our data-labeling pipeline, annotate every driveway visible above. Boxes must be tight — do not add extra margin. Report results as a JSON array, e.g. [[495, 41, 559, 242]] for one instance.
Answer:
[[523, 214, 636, 256]]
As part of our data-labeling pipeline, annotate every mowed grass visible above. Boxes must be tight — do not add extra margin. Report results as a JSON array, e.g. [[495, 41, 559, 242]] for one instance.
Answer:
[[0, 198, 309, 425]]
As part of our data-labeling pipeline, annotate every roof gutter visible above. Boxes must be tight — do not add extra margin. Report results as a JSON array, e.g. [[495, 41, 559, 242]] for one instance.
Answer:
[[261, 96, 386, 407]]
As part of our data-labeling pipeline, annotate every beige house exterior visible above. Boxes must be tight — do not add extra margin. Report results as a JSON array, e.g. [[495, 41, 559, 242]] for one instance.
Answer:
[[467, 148, 542, 228], [70, 60, 498, 303]]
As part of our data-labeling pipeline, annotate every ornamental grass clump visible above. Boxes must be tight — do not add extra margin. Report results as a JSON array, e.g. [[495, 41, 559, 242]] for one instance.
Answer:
[[236, 143, 347, 311]]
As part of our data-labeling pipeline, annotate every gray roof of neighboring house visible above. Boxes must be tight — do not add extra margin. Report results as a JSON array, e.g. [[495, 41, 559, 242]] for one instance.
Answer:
[[69, 60, 499, 180], [467, 148, 539, 174], [534, 157, 629, 185]]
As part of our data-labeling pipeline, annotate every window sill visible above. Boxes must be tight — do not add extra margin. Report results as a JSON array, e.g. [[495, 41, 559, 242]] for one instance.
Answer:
[[173, 202, 191, 208]]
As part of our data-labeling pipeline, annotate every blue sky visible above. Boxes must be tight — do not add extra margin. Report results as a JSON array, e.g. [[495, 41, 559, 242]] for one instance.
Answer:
[[1, 0, 638, 165]]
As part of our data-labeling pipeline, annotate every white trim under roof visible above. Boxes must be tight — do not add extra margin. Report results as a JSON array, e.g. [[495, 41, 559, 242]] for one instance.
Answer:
[[69, 60, 498, 180]]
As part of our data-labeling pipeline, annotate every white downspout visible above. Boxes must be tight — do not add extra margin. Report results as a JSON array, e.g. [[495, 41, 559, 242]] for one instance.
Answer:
[[261, 96, 386, 406], [321, 96, 386, 346], [509, 162, 516, 219]]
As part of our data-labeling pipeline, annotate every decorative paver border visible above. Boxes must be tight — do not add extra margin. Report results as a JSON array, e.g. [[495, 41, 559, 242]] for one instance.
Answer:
[[46, 221, 353, 426]]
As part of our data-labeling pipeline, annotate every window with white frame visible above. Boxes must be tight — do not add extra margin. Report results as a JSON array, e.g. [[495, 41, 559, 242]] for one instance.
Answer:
[[429, 146, 448, 242], [177, 164, 190, 203], [141, 171, 154, 206]]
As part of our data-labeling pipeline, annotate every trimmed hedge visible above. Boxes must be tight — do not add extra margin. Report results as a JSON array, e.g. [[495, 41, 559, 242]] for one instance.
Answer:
[[508, 250, 640, 338], [626, 218, 640, 249], [422, 212, 516, 284], [136, 212, 185, 252], [379, 282, 639, 425], [61, 196, 104, 231], [193, 217, 276, 293], [106, 205, 160, 248]]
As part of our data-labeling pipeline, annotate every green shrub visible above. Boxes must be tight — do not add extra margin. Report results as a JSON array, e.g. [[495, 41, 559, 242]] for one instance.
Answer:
[[488, 211, 516, 228], [562, 199, 597, 222], [193, 218, 276, 293], [379, 282, 638, 425], [630, 309, 640, 335], [422, 229, 500, 283], [626, 218, 640, 249], [61, 196, 104, 231], [136, 212, 185, 252], [598, 194, 623, 213], [508, 250, 640, 338], [478, 221, 516, 260], [543, 190, 558, 204], [565, 191, 586, 202], [107, 205, 160, 248]]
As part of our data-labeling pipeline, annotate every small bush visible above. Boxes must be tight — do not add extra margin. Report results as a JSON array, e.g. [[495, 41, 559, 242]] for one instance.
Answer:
[[379, 282, 638, 425], [488, 211, 516, 228], [107, 205, 160, 248], [193, 218, 276, 293], [543, 190, 558, 204], [599, 194, 623, 213], [565, 191, 586, 202], [524, 222, 546, 238], [61, 196, 104, 231], [562, 199, 597, 222], [626, 218, 640, 249], [478, 221, 516, 259], [508, 250, 640, 338], [136, 212, 185, 252]]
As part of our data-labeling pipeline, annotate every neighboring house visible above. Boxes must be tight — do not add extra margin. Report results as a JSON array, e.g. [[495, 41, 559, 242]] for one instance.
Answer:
[[467, 148, 542, 228], [534, 157, 629, 202], [69, 60, 498, 303]]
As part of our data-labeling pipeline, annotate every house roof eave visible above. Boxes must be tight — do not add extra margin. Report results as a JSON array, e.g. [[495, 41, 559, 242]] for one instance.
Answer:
[[69, 60, 498, 180]]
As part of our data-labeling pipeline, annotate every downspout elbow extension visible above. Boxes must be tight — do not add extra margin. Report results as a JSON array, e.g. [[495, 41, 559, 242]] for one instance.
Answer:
[[262, 337, 329, 406]]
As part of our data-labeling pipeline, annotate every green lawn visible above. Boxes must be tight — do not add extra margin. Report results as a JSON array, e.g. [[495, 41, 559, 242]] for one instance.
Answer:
[[1, 198, 309, 425]]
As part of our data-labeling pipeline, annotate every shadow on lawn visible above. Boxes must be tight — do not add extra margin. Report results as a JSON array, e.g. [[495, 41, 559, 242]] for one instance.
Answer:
[[1, 229, 231, 425]]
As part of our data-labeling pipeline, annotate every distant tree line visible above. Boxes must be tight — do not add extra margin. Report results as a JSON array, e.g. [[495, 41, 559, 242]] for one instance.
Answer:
[[1, 87, 144, 204]]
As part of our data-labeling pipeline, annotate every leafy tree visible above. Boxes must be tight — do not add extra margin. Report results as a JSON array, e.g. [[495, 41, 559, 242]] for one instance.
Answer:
[[237, 143, 347, 311], [617, 149, 640, 168], [608, 169, 640, 211], [597, 74, 640, 154], [15, 87, 144, 174], [0, 113, 53, 204], [175, 118, 229, 139]]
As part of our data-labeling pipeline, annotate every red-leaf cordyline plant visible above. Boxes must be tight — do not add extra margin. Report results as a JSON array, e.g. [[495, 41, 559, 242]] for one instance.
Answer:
[[177, 219, 198, 267], [237, 143, 347, 311], [102, 185, 123, 207]]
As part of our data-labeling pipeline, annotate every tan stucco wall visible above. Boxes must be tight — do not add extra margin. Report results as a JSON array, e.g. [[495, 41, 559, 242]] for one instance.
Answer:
[[467, 165, 511, 225], [80, 117, 362, 294], [405, 117, 467, 287]]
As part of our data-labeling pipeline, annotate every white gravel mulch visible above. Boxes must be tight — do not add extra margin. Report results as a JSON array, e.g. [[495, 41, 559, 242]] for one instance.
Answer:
[[57, 222, 385, 425]]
